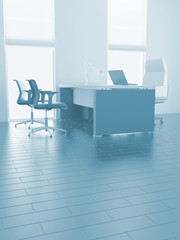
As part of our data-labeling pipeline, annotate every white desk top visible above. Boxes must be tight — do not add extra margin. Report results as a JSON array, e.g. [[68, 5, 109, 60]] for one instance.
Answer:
[[59, 84, 154, 90]]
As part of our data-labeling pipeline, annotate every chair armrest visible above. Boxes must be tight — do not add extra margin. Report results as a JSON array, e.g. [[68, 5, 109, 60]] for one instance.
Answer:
[[43, 91, 59, 106], [40, 91, 46, 103], [40, 90, 54, 103], [40, 90, 53, 94], [24, 90, 32, 102]]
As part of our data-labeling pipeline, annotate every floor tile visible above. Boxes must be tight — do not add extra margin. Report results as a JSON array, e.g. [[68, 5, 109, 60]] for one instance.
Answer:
[[129, 221, 180, 240], [85, 216, 153, 239]]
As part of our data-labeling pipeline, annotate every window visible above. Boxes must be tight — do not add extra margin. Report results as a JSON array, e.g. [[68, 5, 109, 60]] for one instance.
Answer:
[[108, 0, 147, 85], [3, 0, 54, 41], [3, 0, 55, 120]]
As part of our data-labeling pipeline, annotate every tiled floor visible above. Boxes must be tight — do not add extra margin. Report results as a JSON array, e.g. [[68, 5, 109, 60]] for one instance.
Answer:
[[0, 114, 180, 240]]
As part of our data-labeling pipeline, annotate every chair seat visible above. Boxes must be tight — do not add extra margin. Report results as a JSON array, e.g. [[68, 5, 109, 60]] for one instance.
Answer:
[[35, 102, 68, 110]]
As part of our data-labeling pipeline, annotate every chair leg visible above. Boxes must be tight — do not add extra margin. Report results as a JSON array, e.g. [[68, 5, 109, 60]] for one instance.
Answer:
[[49, 125, 67, 133], [28, 107, 44, 129], [55, 128, 67, 133], [28, 120, 44, 129], [47, 113, 67, 134], [15, 120, 31, 127], [48, 126, 56, 131], [28, 126, 46, 137], [46, 128, 53, 138], [44, 110, 53, 137]]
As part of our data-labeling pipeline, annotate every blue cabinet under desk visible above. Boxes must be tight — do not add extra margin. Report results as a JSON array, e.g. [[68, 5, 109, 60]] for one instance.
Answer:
[[59, 86, 155, 136]]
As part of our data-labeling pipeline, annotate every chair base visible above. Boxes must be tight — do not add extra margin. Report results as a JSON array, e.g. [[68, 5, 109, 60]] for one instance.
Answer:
[[28, 126, 67, 138], [15, 119, 44, 128], [28, 110, 67, 137]]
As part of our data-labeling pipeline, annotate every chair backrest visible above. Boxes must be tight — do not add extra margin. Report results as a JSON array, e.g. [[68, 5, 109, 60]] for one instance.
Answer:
[[27, 79, 40, 107], [13, 80, 28, 104], [143, 59, 167, 88]]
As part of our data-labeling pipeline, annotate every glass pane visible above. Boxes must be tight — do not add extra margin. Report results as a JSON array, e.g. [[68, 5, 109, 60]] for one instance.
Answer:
[[108, 0, 147, 45], [108, 50, 144, 85], [3, 0, 54, 40], [6, 46, 54, 120]]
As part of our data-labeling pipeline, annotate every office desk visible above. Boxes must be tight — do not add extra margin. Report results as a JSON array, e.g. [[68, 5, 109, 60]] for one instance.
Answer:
[[59, 85, 155, 136]]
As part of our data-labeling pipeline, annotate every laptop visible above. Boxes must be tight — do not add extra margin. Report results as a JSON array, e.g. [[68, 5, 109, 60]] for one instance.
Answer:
[[108, 70, 137, 86]]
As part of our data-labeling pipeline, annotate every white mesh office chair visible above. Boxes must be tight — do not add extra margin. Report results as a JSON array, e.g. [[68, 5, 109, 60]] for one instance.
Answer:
[[143, 59, 168, 124]]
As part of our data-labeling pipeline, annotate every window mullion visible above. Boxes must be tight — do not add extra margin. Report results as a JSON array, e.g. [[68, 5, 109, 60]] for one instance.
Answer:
[[5, 38, 55, 47], [108, 44, 146, 52]]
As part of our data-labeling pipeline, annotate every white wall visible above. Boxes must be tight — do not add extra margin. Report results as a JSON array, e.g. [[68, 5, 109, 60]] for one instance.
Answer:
[[0, 0, 8, 122], [54, 0, 108, 87], [147, 0, 180, 114]]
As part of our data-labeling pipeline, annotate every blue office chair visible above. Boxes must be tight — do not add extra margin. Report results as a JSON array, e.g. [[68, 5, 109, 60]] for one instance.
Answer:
[[143, 59, 168, 124], [27, 79, 68, 137], [14, 80, 44, 128]]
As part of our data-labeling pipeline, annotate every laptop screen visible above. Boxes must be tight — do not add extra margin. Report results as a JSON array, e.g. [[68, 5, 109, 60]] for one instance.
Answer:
[[108, 70, 128, 85]]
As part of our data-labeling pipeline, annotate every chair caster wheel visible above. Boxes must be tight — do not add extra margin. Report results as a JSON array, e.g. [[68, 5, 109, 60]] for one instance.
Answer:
[[160, 119, 164, 124]]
